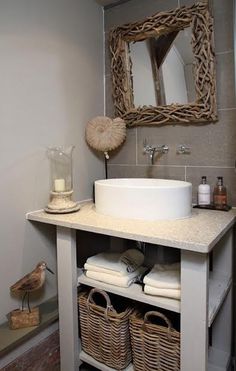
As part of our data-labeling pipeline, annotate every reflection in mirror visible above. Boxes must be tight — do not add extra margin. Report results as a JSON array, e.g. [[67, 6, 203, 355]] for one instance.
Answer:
[[130, 27, 195, 107], [109, 3, 217, 126]]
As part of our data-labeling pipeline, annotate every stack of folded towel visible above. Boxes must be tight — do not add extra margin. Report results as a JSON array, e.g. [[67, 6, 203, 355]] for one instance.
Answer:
[[84, 249, 145, 288], [143, 263, 181, 300]]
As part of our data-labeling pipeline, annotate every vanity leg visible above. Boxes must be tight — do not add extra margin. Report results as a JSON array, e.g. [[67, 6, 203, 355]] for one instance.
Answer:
[[56, 226, 80, 371], [181, 250, 209, 371]]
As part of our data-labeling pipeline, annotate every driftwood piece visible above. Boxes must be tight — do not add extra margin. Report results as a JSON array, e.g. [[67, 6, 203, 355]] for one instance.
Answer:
[[9, 308, 40, 330], [109, 2, 217, 127]]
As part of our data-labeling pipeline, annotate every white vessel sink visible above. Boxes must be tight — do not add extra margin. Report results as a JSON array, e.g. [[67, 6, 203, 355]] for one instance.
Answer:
[[95, 178, 192, 221]]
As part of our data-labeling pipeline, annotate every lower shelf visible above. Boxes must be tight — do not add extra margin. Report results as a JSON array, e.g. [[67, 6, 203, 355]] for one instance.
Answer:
[[80, 351, 134, 371], [78, 269, 232, 327], [208, 272, 232, 326], [78, 269, 180, 313], [80, 349, 229, 371]]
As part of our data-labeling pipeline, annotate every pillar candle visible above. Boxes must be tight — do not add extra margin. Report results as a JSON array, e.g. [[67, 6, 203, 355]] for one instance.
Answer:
[[54, 178, 66, 192]]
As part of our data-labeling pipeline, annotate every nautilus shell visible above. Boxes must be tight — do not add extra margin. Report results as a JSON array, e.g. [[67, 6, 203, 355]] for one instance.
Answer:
[[85, 116, 126, 153]]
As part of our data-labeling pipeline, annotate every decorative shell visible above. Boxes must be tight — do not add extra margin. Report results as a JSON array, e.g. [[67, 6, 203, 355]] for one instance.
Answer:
[[85, 116, 126, 153]]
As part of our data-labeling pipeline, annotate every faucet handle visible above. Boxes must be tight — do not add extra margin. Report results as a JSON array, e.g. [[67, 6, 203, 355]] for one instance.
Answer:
[[143, 139, 152, 153], [177, 144, 191, 154], [161, 145, 169, 154]]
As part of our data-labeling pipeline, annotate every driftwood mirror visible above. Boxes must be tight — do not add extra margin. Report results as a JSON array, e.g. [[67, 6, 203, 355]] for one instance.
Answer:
[[109, 2, 217, 127]]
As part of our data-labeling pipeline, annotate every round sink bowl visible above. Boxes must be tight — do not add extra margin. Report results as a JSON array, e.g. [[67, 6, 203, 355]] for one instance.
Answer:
[[95, 178, 192, 221]]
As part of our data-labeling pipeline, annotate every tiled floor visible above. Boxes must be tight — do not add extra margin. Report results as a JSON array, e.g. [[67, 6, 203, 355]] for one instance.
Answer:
[[2, 331, 60, 371], [2, 331, 99, 371]]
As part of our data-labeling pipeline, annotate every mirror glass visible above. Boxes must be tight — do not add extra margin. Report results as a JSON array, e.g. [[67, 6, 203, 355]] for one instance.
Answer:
[[129, 27, 196, 107], [109, 3, 217, 126]]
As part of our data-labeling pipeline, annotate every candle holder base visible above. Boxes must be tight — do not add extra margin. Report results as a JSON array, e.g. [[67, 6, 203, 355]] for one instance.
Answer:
[[45, 190, 80, 214]]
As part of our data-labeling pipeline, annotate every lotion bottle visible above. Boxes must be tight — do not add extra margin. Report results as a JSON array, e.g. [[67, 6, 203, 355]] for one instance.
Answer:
[[213, 176, 227, 207], [198, 176, 211, 205]]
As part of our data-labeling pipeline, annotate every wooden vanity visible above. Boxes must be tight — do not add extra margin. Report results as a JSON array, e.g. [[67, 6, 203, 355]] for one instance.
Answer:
[[26, 202, 235, 371]]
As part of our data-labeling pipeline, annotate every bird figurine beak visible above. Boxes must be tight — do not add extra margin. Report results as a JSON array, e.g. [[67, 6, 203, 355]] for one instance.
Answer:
[[46, 266, 54, 274]]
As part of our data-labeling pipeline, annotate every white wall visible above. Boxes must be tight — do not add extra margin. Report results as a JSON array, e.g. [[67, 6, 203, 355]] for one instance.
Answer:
[[130, 41, 157, 107], [0, 0, 104, 324], [162, 46, 188, 105]]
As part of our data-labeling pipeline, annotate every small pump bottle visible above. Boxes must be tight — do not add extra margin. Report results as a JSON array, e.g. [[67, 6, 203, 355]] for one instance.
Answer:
[[213, 177, 227, 207], [198, 176, 211, 205]]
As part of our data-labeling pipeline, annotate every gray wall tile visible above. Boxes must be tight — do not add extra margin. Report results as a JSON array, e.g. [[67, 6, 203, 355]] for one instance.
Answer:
[[137, 109, 236, 167], [216, 52, 235, 109], [105, 32, 111, 76], [212, 0, 234, 53], [104, 0, 236, 205], [105, 74, 115, 117], [179, 0, 195, 5], [108, 164, 185, 180], [109, 127, 137, 164]]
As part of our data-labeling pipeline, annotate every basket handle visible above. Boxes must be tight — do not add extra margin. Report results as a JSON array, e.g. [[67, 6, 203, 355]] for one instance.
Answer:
[[87, 288, 116, 319], [142, 311, 173, 339]]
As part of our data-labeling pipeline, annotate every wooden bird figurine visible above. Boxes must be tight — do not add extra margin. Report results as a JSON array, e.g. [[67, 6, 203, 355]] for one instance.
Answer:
[[10, 261, 54, 312]]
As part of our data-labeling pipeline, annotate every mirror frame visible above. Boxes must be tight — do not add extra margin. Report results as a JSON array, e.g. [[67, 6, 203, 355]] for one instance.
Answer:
[[109, 2, 217, 127]]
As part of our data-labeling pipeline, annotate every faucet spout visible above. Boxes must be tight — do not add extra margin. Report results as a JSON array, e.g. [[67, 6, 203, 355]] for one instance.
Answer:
[[149, 148, 156, 165], [143, 140, 169, 165]]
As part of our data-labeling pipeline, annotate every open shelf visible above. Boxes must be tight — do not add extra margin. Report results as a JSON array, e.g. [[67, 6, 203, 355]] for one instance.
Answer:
[[208, 272, 232, 326], [78, 269, 180, 313], [78, 269, 232, 328], [0, 296, 58, 357], [80, 351, 133, 371], [81, 349, 229, 371]]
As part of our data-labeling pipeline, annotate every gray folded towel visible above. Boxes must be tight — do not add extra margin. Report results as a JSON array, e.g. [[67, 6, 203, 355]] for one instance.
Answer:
[[120, 249, 144, 273]]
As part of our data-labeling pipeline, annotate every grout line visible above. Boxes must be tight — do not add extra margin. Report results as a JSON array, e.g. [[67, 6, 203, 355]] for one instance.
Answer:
[[215, 50, 234, 55], [185, 165, 235, 169], [108, 164, 236, 169], [103, 7, 106, 116], [135, 128, 138, 165], [108, 164, 186, 168], [218, 107, 236, 111], [104, 0, 131, 10]]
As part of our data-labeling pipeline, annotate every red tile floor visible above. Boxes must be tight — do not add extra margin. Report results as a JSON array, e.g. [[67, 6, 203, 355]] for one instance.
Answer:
[[2, 331, 98, 371]]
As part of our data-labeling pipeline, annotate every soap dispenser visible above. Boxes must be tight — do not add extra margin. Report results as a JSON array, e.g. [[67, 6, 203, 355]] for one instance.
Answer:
[[213, 176, 227, 208], [198, 176, 211, 205]]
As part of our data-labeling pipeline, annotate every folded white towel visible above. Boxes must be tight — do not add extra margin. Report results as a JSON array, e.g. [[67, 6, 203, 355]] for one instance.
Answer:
[[84, 263, 124, 276], [144, 285, 181, 300], [86, 249, 144, 276], [143, 263, 180, 289], [85, 266, 146, 288]]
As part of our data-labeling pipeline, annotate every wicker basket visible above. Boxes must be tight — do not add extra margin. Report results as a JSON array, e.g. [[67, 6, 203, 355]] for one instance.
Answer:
[[78, 288, 134, 370], [130, 310, 180, 371]]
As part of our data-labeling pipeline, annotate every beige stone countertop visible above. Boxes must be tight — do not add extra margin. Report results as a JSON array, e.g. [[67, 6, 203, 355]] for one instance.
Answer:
[[26, 201, 236, 253]]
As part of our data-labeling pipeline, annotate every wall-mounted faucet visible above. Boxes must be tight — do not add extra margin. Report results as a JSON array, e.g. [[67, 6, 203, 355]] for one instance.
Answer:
[[176, 144, 191, 154], [143, 140, 169, 165]]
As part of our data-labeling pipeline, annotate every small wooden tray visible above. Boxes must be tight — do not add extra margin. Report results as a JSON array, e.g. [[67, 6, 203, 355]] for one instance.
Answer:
[[193, 204, 231, 212]]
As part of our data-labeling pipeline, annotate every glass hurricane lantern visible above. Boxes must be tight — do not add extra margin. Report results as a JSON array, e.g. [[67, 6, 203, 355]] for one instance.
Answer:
[[45, 146, 80, 213]]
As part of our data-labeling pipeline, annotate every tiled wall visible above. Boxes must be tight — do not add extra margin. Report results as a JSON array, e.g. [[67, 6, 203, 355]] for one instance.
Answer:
[[104, 0, 236, 205]]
